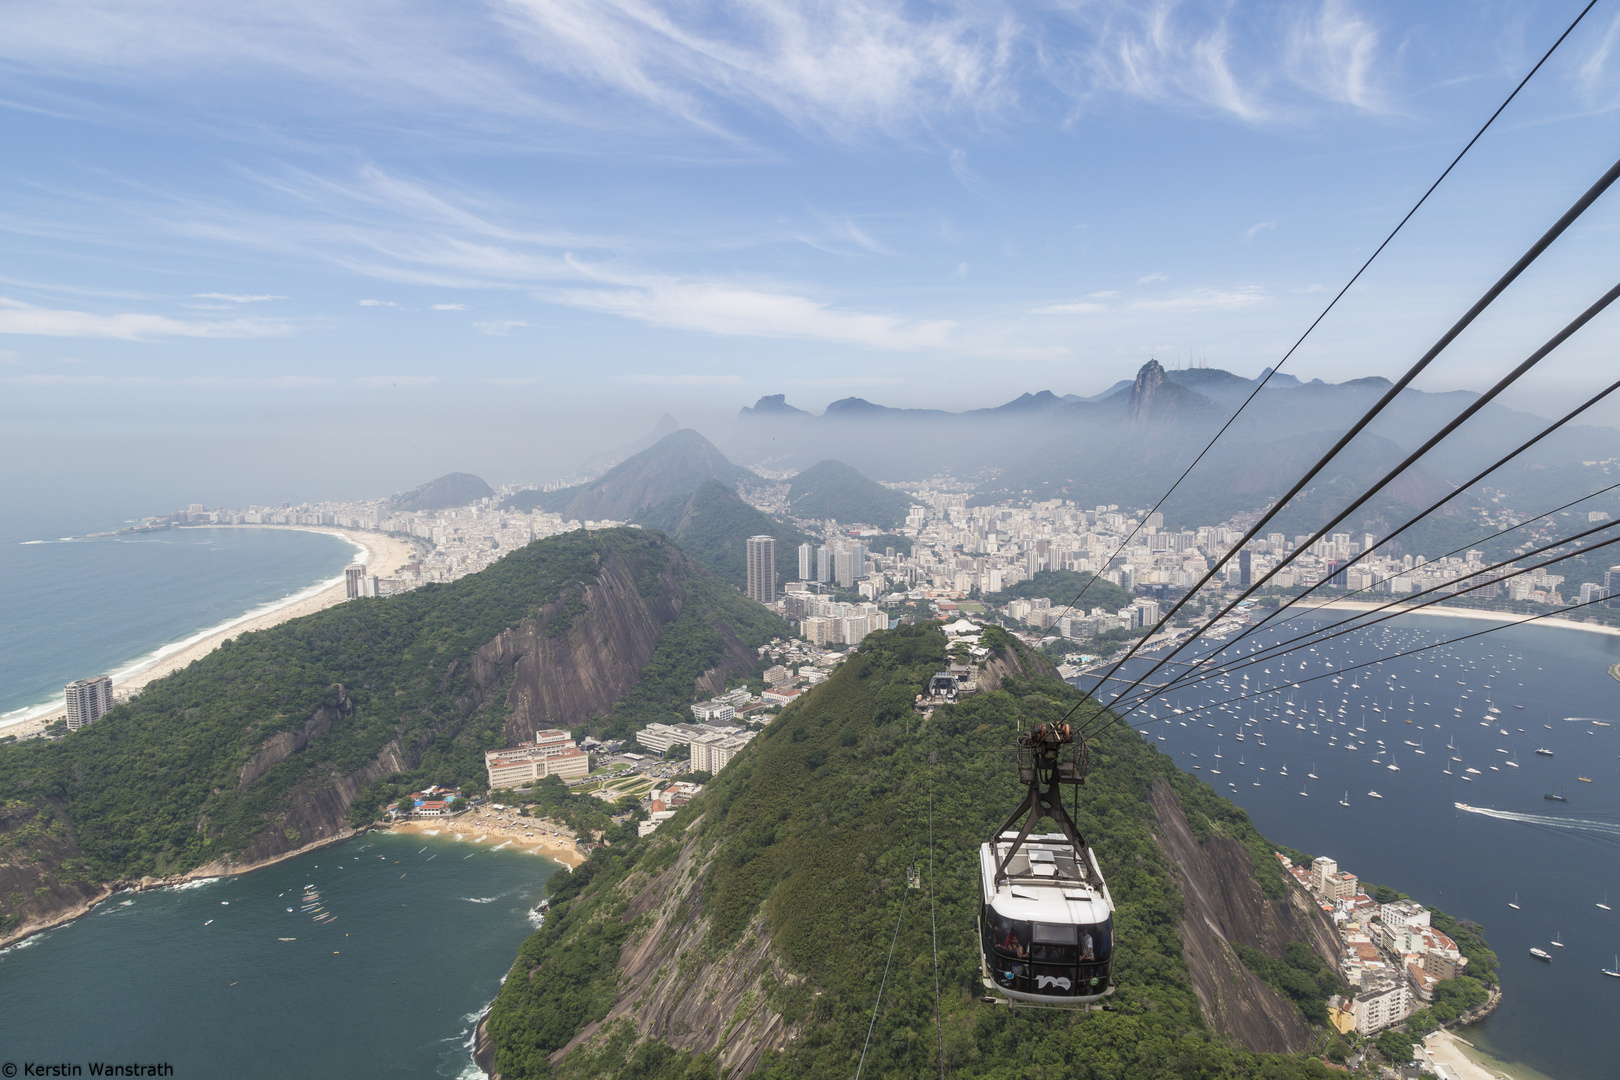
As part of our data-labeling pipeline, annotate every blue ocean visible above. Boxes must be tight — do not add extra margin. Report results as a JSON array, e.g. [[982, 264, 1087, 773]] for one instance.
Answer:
[[0, 505, 356, 722]]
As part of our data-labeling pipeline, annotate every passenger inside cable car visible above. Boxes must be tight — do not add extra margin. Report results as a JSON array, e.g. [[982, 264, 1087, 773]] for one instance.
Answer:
[[982, 907, 1113, 997]]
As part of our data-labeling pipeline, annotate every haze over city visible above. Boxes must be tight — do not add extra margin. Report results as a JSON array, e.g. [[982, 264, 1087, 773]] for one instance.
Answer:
[[7, 0, 1620, 513]]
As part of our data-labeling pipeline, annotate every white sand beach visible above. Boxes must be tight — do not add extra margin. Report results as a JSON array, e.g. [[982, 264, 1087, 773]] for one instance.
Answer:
[[1, 525, 420, 738]]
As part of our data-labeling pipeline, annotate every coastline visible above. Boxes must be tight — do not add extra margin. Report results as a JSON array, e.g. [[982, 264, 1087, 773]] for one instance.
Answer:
[[1424, 1028, 1555, 1080], [388, 815, 586, 869], [0, 823, 368, 951], [0, 525, 419, 739], [1296, 598, 1620, 638]]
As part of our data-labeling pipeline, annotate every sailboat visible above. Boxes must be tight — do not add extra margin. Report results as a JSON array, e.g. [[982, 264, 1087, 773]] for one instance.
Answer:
[[1308, 763, 1318, 779], [1604, 955, 1620, 978], [1339, 791, 1350, 807], [1509, 894, 1520, 910], [1599, 894, 1612, 912], [1551, 932, 1565, 948]]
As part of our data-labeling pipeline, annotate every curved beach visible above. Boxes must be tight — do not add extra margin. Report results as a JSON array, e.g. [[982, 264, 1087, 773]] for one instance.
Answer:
[[1, 525, 420, 739]]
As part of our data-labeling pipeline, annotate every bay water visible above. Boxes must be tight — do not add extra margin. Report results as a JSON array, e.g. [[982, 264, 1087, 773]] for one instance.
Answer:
[[0, 830, 554, 1078], [0, 510, 357, 722], [1086, 610, 1620, 1080]]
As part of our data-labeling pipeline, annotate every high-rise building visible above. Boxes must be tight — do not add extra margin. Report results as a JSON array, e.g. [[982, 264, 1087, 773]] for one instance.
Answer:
[[1239, 548, 1253, 588], [345, 563, 367, 599], [834, 545, 857, 589], [1606, 567, 1620, 607], [798, 542, 814, 581], [746, 535, 776, 604], [64, 675, 114, 731], [816, 545, 832, 583]]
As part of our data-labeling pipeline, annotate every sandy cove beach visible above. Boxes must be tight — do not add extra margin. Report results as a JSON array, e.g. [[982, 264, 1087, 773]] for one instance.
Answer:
[[1421, 1029, 1549, 1080], [390, 813, 585, 869], [2, 524, 420, 738]]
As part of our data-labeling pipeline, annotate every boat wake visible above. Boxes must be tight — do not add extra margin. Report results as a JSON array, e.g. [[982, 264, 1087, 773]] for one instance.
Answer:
[[1454, 803, 1620, 841]]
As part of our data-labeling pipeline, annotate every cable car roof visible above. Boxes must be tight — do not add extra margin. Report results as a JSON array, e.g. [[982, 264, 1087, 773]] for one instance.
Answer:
[[980, 833, 1113, 924]]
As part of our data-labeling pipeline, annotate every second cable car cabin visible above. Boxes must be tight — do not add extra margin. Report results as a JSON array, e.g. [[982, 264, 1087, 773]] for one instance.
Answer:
[[979, 722, 1115, 1005]]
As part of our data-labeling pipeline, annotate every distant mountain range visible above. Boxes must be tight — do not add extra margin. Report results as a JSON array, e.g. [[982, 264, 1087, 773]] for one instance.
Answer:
[[723, 361, 1620, 544], [388, 472, 494, 513]]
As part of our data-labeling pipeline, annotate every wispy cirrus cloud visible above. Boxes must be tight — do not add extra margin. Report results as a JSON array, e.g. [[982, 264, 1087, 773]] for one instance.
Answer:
[[1032, 300, 1107, 315], [1128, 286, 1269, 312], [0, 298, 290, 340], [553, 268, 954, 349], [192, 292, 285, 302]]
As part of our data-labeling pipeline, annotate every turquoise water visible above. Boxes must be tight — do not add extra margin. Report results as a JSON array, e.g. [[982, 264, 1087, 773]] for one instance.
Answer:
[[0, 523, 357, 720], [0, 831, 555, 1078]]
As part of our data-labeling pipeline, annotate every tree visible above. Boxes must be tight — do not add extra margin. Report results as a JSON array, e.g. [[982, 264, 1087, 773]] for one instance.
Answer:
[[1377, 1029, 1416, 1062]]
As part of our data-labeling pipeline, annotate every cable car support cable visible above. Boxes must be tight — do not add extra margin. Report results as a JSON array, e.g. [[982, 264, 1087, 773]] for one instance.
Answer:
[[1025, 0, 1601, 644], [1059, 157, 1620, 730]]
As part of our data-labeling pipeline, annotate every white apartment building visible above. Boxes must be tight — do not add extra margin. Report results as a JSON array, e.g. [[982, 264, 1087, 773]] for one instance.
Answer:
[[64, 675, 114, 731], [484, 729, 590, 788], [689, 730, 755, 773], [690, 700, 736, 723], [1352, 976, 1412, 1036]]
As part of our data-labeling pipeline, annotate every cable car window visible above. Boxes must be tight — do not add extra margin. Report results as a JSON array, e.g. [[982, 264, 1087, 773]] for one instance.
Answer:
[[1077, 919, 1113, 962], [983, 908, 1031, 959], [1031, 922, 1078, 962]]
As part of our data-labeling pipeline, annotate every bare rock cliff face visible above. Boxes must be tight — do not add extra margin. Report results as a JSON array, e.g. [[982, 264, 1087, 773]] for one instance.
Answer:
[[1148, 778, 1340, 1053], [977, 640, 1055, 692], [543, 822, 800, 1076], [492, 556, 684, 743]]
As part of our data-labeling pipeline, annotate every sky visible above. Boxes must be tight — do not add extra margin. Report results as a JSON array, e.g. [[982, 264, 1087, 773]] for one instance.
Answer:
[[6, 0, 1620, 508]]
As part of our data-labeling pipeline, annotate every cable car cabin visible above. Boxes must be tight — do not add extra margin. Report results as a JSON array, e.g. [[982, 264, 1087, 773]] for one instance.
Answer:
[[979, 831, 1115, 1004], [928, 672, 959, 700]]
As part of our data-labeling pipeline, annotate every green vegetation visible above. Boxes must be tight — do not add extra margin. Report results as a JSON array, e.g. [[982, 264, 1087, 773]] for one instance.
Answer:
[[984, 568, 1133, 613], [488, 622, 1343, 1079], [1233, 942, 1347, 1024], [0, 528, 779, 892], [387, 471, 494, 512], [786, 459, 912, 529], [634, 479, 812, 589]]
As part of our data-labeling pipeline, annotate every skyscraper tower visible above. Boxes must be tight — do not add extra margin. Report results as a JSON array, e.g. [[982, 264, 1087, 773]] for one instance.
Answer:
[[64, 675, 114, 731], [746, 535, 777, 604], [798, 542, 814, 581], [816, 544, 832, 583], [345, 563, 366, 599]]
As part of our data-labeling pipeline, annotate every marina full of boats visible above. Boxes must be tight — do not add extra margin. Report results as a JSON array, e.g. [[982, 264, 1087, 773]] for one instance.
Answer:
[[1079, 611, 1620, 1075]]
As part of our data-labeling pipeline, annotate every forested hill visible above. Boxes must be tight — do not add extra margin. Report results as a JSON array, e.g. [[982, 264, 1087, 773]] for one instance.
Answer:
[[786, 458, 912, 529], [485, 624, 1354, 1080], [634, 480, 813, 589], [0, 528, 785, 944]]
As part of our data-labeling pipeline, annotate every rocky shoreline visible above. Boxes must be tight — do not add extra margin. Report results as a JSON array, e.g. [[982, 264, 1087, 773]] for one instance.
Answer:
[[0, 824, 366, 951]]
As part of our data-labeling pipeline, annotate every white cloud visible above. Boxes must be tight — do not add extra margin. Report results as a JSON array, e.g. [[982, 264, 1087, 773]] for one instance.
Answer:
[[1284, 0, 1383, 111], [192, 292, 286, 303], [1128, 286, 1268, 312], [358, 299, 396, 307], [1137, 272, 1168, 284], [1244, 220, 1278, 240], [1088, 290, 1118, 298], [0, 298, 290, 340], [431, 302, 467, 310], [473, 319, 529, 335], [553, 271, 953, 349], [1032, 300, 1107, 315], [615, 373, 743, 386]]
